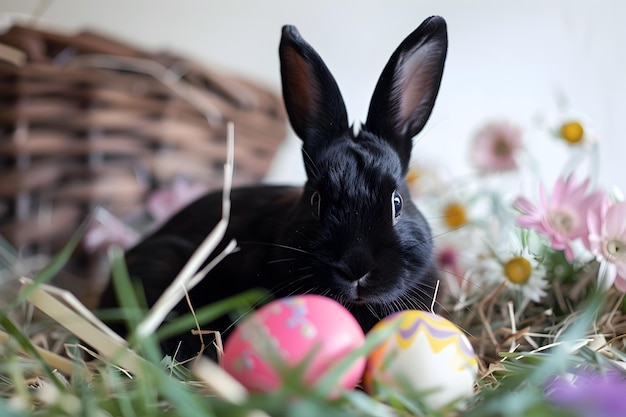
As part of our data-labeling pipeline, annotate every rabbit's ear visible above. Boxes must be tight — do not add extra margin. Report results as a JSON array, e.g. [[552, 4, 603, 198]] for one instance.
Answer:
[[365, 16, 447, 171], [280, 25, 349, 152]]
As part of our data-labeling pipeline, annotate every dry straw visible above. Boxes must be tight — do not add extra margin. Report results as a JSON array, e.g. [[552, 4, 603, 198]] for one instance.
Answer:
[[16, 121, 256, 406]]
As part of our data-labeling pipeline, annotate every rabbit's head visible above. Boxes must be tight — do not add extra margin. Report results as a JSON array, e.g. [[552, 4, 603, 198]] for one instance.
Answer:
[[274, 17, 448, 325]]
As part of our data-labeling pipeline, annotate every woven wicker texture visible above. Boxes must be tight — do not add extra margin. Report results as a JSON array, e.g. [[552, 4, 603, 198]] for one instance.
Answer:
[[0, 25, 287, 305]]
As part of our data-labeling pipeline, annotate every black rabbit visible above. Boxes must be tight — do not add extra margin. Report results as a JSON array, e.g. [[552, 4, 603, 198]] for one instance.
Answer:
[[99, 16, 448, 362]]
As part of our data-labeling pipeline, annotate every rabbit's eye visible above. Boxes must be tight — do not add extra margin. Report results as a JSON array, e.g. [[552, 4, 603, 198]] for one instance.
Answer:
[[310, 191, 321, 219], [391, 190, 403, 223]]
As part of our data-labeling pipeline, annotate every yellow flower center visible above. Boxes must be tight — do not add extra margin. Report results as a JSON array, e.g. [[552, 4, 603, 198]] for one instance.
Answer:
[[504, 256, 532, 285], [560, 121, 584, 144], [443, 202, 468, 229], [405, 168, 420, 185]]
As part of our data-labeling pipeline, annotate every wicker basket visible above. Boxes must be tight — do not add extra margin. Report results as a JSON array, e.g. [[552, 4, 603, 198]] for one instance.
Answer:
[[0, 25, 287, 306]]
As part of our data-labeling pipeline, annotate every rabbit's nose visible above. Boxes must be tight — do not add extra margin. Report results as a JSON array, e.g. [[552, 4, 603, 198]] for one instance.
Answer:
[[347, 272, 373, 303], [337, 257, 375, 284], [352, 272, 371, 286]]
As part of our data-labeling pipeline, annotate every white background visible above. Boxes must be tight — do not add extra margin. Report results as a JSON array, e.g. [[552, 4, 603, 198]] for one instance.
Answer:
[[3, 0, 625, 195]]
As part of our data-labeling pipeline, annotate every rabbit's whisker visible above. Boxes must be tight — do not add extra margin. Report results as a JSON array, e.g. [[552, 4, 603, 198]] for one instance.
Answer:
[[266, 257, 300, 265], [270, 273, 316, 296], [432, 265, 490, 293], [241, 241, 315, 256], [408, 287, 434, 309], [366, 303, 381, 320]]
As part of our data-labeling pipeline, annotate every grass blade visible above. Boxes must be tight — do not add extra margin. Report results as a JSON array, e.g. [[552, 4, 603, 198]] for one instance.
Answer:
[[8, 220, 89, 310]]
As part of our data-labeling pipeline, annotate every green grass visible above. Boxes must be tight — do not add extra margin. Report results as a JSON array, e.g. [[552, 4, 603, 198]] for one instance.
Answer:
[[0, 232, 617, 417]]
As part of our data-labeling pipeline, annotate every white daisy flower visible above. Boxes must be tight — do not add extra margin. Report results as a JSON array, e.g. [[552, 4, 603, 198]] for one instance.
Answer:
[[435, 229, 486, 304], [553, 112, 597, 148], [475, 240, 549, 303]]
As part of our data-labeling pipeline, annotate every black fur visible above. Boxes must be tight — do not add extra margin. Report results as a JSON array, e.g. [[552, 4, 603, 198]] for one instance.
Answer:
[[99, 16, 448, 362]]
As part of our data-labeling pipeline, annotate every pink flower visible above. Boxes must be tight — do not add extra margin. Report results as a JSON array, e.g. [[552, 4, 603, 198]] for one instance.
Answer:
[[515, 176, 605, 261], [587, 200, 626, 291], [438, 246, 463, 277], [84, 209, 140, 253], [146, 178, 208, 225], [470, 121, 524, 174], [436, 245, 467, 296]]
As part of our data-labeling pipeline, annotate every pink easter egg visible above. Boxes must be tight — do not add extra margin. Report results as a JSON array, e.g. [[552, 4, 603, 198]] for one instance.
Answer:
[[222, 294, 365, 393]]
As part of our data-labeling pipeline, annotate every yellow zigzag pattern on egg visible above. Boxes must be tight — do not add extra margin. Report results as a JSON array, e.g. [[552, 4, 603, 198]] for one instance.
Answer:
[[393, 312, 477, 369]]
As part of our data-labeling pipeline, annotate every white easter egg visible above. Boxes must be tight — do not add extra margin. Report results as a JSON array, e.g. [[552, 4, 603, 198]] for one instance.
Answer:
[[364, 310, 478, 410]]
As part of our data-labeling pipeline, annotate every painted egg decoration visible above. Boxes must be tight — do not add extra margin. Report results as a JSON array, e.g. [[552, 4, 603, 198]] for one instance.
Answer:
[[364, 310, 478, 410], [222, 294, 366, 393]]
